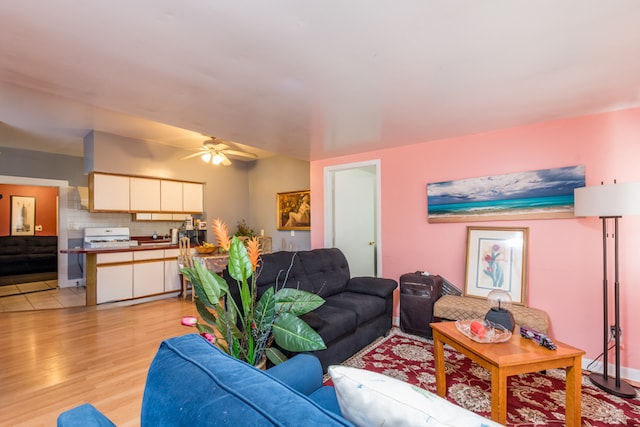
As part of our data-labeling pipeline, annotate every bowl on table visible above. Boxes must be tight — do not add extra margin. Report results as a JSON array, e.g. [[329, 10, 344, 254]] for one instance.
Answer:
[[195, 245, 217, 254]]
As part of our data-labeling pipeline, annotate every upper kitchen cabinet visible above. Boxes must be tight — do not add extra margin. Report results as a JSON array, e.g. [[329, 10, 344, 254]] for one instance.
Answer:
[[130, 177, 161, 212], [90, 173, 130, 212], [183, 182, 204, 213], [89, 172, 204, 214], [160, 180, 183, 212]]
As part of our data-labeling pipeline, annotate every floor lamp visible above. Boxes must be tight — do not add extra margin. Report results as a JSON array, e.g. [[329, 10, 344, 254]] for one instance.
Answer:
[[574, 181, 640, 398]]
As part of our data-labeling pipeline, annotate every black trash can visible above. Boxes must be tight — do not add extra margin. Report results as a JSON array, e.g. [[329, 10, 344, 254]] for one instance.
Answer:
[[399, 272, 443, 338]]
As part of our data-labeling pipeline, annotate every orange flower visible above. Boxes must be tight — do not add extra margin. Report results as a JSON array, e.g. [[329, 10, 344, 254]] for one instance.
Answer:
[[212, 218, 231, 251], [246, 236, 260, 271]]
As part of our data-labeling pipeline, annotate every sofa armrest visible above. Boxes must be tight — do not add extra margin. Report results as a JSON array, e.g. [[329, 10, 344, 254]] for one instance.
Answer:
[[266, 353, 323, 396], [57, 403, 116, 427], [345, 277, 397, 298]]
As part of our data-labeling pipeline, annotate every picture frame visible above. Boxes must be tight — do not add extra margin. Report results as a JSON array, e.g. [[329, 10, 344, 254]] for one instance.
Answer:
[[427, 165, 585, 223], [10, 195, 36, 236], [464, 226, 529, 305], [277, 190, 310, 231]]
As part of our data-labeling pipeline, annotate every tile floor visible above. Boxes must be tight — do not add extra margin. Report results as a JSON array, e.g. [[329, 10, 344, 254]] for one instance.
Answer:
[[0, 280, 86, 312]]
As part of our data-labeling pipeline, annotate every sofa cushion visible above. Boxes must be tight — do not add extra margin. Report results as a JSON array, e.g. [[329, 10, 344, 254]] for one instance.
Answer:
[[255, 251, 315, 293], [141, 334, 351, 427], [329, 366, 502, 427], [307, 304, 358, 344], [297, 248, 350, 297], [324, 292, 387, 325]]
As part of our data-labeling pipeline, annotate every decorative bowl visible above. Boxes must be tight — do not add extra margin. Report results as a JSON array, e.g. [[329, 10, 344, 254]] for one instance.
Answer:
[[195, 245, 216, 254], [455, 319, 512, 343]]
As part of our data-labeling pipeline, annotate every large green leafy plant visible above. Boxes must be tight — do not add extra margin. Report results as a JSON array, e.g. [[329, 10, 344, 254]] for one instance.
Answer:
[[181, 220, 326, 366]]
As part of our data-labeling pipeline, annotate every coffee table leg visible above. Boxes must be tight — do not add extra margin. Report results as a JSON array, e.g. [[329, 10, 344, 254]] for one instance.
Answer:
[[433, 332, 446, 397], [565, 356, 582, 427], [491, 367, 508, 424]]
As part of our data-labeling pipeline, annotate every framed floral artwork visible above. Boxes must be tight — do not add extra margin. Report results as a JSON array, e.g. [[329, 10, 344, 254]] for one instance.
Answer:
[[464, 226, 529, 305]]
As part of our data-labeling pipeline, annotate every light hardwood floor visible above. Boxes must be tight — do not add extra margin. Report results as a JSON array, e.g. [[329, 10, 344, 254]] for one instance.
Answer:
[[0, 297, 197, 426]]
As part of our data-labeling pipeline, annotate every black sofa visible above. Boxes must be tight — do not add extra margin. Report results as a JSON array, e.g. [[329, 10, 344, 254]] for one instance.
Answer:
[[225, 248, 398, 372], [0, 236, 58, 276]]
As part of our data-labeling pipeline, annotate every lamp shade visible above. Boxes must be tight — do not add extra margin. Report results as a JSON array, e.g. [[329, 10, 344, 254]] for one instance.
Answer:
[[574, 182, 640, 217]]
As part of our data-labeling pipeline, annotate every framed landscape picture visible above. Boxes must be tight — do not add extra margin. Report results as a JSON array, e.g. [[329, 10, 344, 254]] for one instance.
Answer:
[[427, 165, 585, 223], [464, 226, 529, 305], [10, 195, 36, 236], [277, 190, 310, 231]]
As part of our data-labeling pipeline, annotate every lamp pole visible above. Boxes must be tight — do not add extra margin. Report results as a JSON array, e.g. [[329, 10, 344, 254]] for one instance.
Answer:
[[588, 216, 635, 398]]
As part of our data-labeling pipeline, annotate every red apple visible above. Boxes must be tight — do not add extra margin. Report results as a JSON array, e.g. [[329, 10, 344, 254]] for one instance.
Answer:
[[470, 320, 487, 338]]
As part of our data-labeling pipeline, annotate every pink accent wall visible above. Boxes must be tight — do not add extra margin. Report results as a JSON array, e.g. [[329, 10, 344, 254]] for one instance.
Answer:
[[311, 107, 640, 371]]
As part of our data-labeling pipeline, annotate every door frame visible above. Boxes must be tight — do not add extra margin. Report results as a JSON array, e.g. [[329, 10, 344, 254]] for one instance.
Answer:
[[323, 159, 382, 276], [0, 175, 71, 286]]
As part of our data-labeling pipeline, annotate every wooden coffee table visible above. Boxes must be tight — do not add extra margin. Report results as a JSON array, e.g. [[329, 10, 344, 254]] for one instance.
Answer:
[[431, 321, 585, 426]]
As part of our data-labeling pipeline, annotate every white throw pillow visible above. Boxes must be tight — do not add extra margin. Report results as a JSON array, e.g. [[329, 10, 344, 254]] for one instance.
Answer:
[[328, 365, 502, 427]]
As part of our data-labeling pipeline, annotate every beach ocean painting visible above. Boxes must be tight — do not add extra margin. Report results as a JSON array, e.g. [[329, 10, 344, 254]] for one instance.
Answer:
[[427, 165, 585, 223]]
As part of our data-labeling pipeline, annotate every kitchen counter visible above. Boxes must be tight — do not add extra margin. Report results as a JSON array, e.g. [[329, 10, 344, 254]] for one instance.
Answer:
[[60, 243, 179, 254], [61, 244, 183, 306]]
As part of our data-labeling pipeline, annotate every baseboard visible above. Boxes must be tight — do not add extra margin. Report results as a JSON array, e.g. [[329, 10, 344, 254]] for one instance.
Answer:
[[582, 357, 640, 384]]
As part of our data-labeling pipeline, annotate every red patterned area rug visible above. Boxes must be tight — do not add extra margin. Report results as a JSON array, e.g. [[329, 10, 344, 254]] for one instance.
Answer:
[[326, 328, 640, 426]]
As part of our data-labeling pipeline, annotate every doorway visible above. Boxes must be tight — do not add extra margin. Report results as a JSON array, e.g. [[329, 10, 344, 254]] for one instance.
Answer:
[[324, 160, 381, 277], [0, 175, 82, 311]]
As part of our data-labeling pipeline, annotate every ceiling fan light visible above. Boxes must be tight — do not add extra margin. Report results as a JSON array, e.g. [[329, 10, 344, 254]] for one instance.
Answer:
[[211, 153, 225, 165], [201, 152, 212, 163]]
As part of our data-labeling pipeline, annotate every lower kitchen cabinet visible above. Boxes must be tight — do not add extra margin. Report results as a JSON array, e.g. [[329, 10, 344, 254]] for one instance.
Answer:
[[86, 248, 182, 305], [164, 248, 181, 292], [133, 250, 165, 297], [96, 265, 133, 303]]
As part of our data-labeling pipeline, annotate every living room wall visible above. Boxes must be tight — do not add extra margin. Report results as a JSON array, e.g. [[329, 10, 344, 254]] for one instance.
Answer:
[[248, 155, 311, 252], [310, 107, 640, 376]]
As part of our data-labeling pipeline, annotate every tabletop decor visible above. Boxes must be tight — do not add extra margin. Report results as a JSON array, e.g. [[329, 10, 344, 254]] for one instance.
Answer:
[[454, 319, 512, 344], [181, 218, 326, 366]]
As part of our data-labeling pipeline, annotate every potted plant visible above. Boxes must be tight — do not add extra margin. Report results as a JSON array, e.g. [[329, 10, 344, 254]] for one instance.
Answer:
[[181, 219, 326, 367]]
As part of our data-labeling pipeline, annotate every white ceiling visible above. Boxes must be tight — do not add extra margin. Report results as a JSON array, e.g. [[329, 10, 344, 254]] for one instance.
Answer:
[[1, 1, 640, 161]]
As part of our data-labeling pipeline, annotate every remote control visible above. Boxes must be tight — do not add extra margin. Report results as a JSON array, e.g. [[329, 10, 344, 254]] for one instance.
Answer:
[[520, 325, 556, 350]]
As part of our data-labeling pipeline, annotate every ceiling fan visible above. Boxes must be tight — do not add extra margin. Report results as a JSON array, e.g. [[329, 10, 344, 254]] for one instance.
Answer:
[[181, 136, 257, 166]]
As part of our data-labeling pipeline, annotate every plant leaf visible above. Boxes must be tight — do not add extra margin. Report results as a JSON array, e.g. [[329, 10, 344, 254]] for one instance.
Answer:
[[182, 261, 229, 306], [255, 287, 276, 333], [272, 312, 326, 352], [274, 288, 325, 316], [265, 347, 288, 365], [226, 236, 253, 283]]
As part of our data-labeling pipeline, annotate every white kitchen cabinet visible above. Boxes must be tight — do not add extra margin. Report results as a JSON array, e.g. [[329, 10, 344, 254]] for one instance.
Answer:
[[130, 177, 161, 212], [161, 180, 183, 212], [96, 265, 133, 303], [133, 250, 165, 297], [183, 182, 204, 213], [164, 248, 181, 292], [95, 252, 134, 303], [90, 173, 130, 212]]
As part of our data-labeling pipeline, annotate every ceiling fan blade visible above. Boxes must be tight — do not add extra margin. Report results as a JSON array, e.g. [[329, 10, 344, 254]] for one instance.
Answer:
[[213, 143, 229, 151], [220, 153, 232, 166], [181, 151, 207, 160], [223, 149, 257, 159]]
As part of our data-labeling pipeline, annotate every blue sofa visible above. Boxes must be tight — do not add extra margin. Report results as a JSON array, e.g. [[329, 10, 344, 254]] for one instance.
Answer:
[[57, 334, 354, 426]]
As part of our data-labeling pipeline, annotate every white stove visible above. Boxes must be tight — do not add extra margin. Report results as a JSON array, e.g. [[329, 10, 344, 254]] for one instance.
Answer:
[[83, 227, 139, 249]]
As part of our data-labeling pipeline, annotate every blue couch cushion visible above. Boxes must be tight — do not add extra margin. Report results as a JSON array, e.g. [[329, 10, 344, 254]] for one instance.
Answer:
[[140, 334, 352, 427]]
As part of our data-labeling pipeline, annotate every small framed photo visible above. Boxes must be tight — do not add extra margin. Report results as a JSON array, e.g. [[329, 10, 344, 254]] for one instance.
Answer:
[[11, 196, 36, 236], [277, 190, 310, 231], [464, 226, 529, 305]]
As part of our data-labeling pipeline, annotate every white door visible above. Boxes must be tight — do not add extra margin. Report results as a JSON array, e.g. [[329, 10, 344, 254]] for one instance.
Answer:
[[325, 161, 380, 277]]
